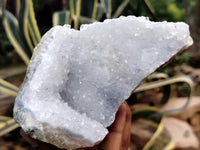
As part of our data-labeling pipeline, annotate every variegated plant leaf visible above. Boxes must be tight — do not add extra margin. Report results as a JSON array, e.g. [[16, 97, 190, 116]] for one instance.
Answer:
[[53, 10, 70, 26], [28, 0, 41, 46], [2, 10, 31, 65], [80, 0, 97, 19], [101, 0, 112, 18], [0, 116, 19, 136], [112, 0, 130, 18], [143, 120, 175, 150], [0, 79, 18, 97], [134, 76, 194, 110], [132, 108, 175, 150], [18, 0, 34, 52]]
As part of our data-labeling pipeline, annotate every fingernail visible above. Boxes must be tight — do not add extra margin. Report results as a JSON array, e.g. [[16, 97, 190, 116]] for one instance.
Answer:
[[122, 102, 126, 109], [121, 102, 127, 115]]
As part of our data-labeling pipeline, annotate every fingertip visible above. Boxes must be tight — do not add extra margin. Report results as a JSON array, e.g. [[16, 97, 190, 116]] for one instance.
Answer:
[[124, 102, 131, 121], [121, 102, 131, 150], [119, 102, 127, 114], [108, 102, 127, 133]]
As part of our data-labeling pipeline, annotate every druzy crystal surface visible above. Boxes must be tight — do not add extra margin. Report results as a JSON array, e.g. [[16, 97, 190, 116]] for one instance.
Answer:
[[13, 16, 192, 149]]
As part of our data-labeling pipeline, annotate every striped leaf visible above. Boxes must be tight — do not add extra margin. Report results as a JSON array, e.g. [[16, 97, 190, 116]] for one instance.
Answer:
[[132, 108, 175, 150], [28, 0, 41, 46], [132, 107, 162, 123], [69, 0, 75, 17], [112, 0, 130, 18], [18, 0, 34, 52], [76, 0, 81, 17], [143, 0, 156, 19], [16, 0, 21, 17], [80, 0, 97, 19], [161, 76, 194, 115], [147, 73, 169, 80], [68, 0, 98, 29], [69, 0, 81, 17], [143, 120, 175, 150], [146, 73, 171, 106], [72, 16, 95, 29], [2, 0, 40, 65], [0, 116, 19, 136], [0, 65, 26, 79], [101, 0, 112, 18], [2, 10, 31, 65], [53, 10, 70, 26], [55, 0, 98, 28], [96, 2, 104, 20], [91, 0, 98, 20], [129, 0, 157, 20], [131, 75, 194, 150], [0, 0, 6, 14], [134, 75, 194, 110], [0, 79, 18, 97]]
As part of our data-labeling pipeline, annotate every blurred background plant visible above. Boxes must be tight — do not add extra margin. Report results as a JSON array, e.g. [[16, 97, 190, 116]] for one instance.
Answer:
[[0, 0, 200, 150]]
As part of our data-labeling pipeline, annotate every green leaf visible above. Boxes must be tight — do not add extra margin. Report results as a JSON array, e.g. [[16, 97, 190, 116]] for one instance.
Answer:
[[112, 0, 130, 18], [0, 0, 6, 16], [53, 10, 70, 26], [0, 116, 19, 136], [19, 0, 34, 52], [28, 0, 41, 46], [69, 0, 75, 17], [134, 75, 194, 114], [0, 65, 26, 79], [147, 72, 169, 80], [102, 0, 112, 18], [132, 108, 175, 150], [2, 10, 31, 65], [132, 75, 193, 150], [72, 16, 95, 29], [143, 120, 175, 150], [161, 76, 194, 115], [129, 0, 139, 11], [142, 0, 157, 20], [134, 75, 193, 94], [70, 0, 81, 17], [0, 79, 18, 97], [80, 0, 97, 19], [76, 0, 81, 17], [147, 73, 171, 106], [132, 107, 162, 124], [16, 0, 21, 17], [96, 2, 104, 20], [91, 0, 98, 20]]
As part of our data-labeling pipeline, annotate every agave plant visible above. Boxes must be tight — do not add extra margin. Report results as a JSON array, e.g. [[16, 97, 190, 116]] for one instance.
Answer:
[[0, 0, 194, 149]]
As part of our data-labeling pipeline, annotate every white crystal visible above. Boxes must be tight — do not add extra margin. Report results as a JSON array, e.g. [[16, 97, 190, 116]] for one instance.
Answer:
[[13, 16, 192, 149]]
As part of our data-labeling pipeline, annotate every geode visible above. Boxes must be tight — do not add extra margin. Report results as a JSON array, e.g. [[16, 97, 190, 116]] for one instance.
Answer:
[[13, 16, 193, 150]]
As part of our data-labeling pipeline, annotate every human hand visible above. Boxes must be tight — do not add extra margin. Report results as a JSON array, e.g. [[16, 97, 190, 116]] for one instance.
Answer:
[[21, 102, 131, 150]]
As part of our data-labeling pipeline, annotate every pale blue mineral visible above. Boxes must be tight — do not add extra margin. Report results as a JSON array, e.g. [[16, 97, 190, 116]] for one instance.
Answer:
[[14, 16, 192, 149]]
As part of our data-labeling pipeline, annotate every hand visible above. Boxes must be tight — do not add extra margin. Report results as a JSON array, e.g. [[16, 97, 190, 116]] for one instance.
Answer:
[[21, 102, 131, 150]]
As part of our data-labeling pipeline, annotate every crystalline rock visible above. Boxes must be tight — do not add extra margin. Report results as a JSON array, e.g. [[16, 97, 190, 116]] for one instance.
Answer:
[[13, 16, 193, 149]]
